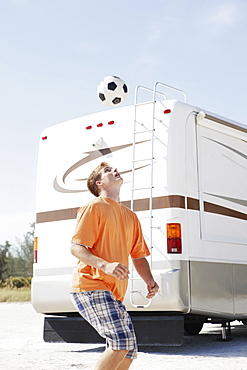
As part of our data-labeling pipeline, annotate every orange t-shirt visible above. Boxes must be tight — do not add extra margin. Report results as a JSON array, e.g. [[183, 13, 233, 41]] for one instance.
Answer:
[[70, 195, 150, 301]]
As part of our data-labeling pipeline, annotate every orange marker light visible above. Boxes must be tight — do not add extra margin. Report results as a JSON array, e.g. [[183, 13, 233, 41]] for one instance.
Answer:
[[34, 237, 38, 263]]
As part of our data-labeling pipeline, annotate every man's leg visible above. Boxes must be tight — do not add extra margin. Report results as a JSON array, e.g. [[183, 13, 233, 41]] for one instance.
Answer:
[[71, 292, 137, 369], [95, 348, 133, 370], [116, 356, 133, 370]]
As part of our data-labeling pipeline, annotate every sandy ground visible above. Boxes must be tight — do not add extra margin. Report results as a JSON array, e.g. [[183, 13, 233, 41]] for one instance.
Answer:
[[1, 302, 247, 369]]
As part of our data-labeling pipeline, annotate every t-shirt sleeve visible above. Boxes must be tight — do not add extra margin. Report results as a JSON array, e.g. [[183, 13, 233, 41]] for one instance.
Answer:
[[72, 204, 99, 248], [130, 215, 150, 260]]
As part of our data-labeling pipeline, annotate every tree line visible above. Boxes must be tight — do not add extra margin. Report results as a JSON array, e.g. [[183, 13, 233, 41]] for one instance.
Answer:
[[0, 223, 34, 285]]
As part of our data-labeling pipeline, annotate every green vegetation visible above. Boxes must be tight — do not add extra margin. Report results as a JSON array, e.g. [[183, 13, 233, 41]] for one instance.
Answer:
[[0, 224, 34, 302]]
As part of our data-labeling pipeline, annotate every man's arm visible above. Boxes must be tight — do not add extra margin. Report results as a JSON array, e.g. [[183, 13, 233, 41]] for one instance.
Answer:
[[70, 243, 129, 280], [132, 258, 159, 299]]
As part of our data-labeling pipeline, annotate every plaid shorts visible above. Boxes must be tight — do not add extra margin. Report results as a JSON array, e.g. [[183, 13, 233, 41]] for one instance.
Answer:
[[70, 290, 137, 360]]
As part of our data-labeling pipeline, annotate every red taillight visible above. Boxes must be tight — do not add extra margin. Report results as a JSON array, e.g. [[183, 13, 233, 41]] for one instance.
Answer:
[[97, 123, 103, 127], [167, 223, 182, 254], [86, 125, 92, 130], [164, 109, 171, 114], [167, 238, 182, 254], [108, 120, 115, 125], [42, 136, 47, 140], [34, 237, 38, 263]]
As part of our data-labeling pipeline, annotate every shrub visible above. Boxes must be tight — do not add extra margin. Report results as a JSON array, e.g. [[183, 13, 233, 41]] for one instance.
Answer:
[[25, 277, 32, 286], [5, 276, 31, 289], [0, 279, 5, 288]]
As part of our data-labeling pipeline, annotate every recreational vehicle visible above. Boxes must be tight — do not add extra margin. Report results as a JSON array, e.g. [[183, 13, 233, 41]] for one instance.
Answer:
[[32, 83, 247, 345]]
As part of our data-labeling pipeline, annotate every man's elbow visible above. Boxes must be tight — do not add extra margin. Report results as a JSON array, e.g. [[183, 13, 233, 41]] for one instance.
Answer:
[[70, 243, 78, 256], [70, 243, 88, 258]]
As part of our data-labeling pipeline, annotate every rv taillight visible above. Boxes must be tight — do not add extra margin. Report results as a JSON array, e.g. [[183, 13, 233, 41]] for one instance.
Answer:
[[34, 237, 38, 263], [164, 109, 171, 114], [166, 223, 182, 254], [108, 121, 115, 125], [97, 123, 103, 127], [86, 125, 92, 130], [42, 136, 47, 140]]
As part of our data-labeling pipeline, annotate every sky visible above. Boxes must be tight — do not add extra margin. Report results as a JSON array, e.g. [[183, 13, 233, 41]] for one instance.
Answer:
[[1, 0, 247, 245]]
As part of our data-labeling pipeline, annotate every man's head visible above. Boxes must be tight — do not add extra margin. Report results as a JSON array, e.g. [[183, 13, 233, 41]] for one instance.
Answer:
[[87, 162, 122, 197], [87, 162, 108, 197]]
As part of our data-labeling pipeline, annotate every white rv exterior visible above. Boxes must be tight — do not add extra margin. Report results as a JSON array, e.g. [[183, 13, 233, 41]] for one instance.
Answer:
[[32, 83, 247, 339]]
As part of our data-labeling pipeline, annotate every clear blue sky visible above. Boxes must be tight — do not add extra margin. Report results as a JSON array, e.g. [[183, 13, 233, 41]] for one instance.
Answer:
[[1, 0, 247, 245]]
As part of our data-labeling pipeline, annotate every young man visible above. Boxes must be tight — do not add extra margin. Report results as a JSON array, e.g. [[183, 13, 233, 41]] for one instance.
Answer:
[[70, 162, 159, 370]]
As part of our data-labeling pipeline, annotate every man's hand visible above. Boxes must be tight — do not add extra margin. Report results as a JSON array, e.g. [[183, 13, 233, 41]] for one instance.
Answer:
[[132, 258, 159, 299], [103, 262, 130, 280], [146, 280, 159, 299], [71, 244, 129, 280]]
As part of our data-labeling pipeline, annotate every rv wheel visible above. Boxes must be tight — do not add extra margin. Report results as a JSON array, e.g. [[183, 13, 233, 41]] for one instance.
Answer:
[[184, 322, 204, 336]]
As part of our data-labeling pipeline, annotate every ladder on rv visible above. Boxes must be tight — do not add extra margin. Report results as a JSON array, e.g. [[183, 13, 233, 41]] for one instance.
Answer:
[[129, 82, 187, 308]]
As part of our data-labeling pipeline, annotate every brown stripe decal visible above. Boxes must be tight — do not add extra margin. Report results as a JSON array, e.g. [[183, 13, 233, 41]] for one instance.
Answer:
[[187, 197, 200, 211], [36, 196, 246, 223], [36, 195, 186, 223], [122, 195, 186, 212], [204, 201, 247, 221], [36, 207, 79, 223]]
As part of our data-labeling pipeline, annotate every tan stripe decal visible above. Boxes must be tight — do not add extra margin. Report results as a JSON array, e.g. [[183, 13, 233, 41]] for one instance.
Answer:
[[204, 201, 247, 221], [36, 196, 246, 223]]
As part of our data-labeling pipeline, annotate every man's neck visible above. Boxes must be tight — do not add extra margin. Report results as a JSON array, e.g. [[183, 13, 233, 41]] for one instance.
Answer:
[[100, 189, 120, 203]]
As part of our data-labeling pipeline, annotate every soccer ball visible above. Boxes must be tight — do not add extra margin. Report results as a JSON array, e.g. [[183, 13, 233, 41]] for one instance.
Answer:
[[97, 76, 128, 107]]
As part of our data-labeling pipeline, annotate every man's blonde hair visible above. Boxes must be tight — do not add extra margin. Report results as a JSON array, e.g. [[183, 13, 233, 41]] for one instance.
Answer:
[[87, 162, 109, 197]]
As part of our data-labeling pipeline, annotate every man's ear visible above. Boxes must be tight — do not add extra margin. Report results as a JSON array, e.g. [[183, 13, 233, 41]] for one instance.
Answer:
[[96, 180, 103, 187]]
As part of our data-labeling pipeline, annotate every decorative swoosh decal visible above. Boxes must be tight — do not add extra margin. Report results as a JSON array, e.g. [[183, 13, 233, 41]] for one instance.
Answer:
[[204, 137, 247, 160], [53, 140, 149, 193], [75, 164, 150, 182], [53, 179, 87, 193]]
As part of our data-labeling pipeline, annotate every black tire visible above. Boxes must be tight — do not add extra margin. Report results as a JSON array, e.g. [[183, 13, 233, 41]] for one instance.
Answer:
[[184, 322, 204, 336]]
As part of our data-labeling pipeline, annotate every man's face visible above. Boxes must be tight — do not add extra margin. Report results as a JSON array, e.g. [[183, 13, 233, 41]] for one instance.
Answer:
[[97, 166, 123, 189]]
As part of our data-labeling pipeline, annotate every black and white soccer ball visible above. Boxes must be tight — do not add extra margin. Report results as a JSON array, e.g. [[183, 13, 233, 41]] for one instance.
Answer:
[[97, 76, 128, 107]]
